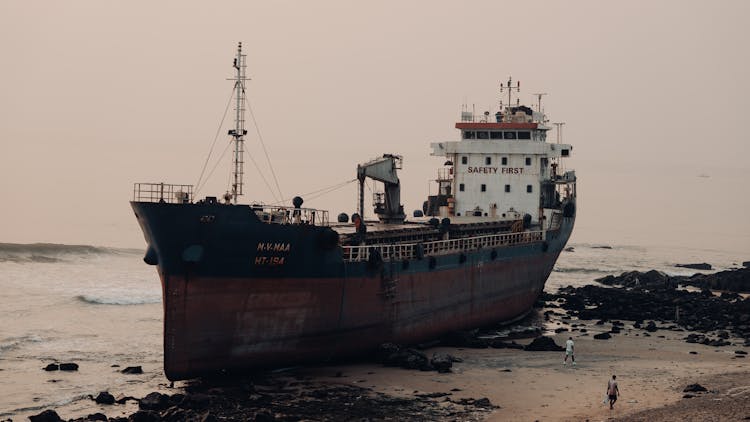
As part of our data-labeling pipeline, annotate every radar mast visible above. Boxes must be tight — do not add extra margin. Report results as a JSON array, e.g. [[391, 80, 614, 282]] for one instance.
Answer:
[[228, 42, 249, 204]]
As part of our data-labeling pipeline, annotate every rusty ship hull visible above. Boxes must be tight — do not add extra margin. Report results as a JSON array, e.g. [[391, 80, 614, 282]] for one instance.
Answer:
[[132, 200, 574, 380]]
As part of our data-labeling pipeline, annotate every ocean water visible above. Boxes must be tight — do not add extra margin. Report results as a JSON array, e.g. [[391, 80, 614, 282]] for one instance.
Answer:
[[0, 241, 746, 419]]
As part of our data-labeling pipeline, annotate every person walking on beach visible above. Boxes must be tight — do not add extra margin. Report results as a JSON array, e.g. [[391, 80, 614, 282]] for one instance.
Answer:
[[563, 337, 575, 366], [607, 375, 620, 409]]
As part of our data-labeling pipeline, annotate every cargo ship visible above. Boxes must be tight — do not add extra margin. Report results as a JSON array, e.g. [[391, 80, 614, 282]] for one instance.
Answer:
[[131, 43, 576, 381]]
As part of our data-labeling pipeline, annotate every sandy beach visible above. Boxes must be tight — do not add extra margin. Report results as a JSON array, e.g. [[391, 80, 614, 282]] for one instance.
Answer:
[[27, 310, 749, 422], [297, 324, 750, 421]]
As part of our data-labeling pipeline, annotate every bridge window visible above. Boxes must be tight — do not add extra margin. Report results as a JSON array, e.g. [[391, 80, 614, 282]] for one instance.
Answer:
[[459, 183, 465, 192], [501, 157, 508, 165], [477, 131, 489, 139], [481, 184, 486, 192], [518, 131, 531, 140], [504, 131, 516, 140], [505, 184, 511, 193], [490, 131, 503, 139], [527, 185, 533, 193], [485, 156, 491, 165], [463, 131, 476, 139], [525, 157, 531, 166], [461, 156, 468, 164]]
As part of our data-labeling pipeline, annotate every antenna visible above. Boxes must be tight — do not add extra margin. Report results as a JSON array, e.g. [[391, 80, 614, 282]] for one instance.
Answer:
[[533, 93, 547, 112], [228, 42, 250, 204], [499, 76, 520, 109], [553, 122, 565, 144]]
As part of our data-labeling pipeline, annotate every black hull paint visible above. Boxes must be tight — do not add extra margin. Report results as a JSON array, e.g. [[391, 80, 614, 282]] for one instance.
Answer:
[[132, 201, 575, 380]]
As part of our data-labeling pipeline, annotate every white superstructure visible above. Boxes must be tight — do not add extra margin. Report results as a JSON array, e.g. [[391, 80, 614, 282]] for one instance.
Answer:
[[427, 80, 575, 229]]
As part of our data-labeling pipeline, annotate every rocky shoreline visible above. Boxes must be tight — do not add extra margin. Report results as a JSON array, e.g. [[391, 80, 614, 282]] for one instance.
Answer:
[[21, 266, 750, 422]]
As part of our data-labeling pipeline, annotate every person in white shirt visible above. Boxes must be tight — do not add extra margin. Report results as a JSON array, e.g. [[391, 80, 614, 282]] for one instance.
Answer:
[[563, 336, 576, 366]]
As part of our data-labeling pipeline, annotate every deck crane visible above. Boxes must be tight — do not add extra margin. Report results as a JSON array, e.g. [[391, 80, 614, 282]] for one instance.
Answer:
[[357, 154, 406, 224]]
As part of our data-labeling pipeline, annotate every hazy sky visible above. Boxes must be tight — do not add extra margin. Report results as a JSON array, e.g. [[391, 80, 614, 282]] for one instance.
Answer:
[[1, 1, 749, 253]]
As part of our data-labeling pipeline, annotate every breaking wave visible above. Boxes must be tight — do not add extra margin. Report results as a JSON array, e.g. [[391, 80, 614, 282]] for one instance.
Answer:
[[0, 242, 140, 263], [75, 294, 161, 306], [0, 334, 43, 355]]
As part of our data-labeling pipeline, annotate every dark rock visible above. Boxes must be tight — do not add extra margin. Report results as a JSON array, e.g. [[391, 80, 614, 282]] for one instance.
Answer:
[[645, 321, 658, 332], [139, 392, 170, 411], [474, 397, 493, 407], [430, 353, 453, 373], [683, 383, 708, 392], [159, 406, 188, 422], [254, 411, 275, 422], [743, 261, 750, 268], [116, 395, 139, 404], [29, 410, 63, 422], [43, 363, 59, 371], [198, 411, 217, 422], [94, 391, 115, 405], [676, 263, 712, 270], [683, 394, 694, 398], [86, 413, 108, 421], [689, 351, 698, 354], [523, 336, 564, 351], [59, 362, 79, 371], [489, 339, 523, 349], [376, 343, 435, 371], [736, 350, 748, 355], [128, 410, 159, 422], [554, 327, 568, 333], [593, 333, 612, 340], [121, 366, 143, 374], [182, 393, 212, 410]]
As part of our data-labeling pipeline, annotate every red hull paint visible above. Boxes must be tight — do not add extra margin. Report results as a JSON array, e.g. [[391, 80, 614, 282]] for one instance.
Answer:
[[160, 251, 555, 380]]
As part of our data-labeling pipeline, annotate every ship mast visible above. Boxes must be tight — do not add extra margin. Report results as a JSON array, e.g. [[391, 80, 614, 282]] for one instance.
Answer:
[[228, 42, 249, 204]]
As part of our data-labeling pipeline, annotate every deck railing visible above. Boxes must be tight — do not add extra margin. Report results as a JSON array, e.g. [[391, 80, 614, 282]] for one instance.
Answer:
[[252, 205, 329, 226], [342, 230, 543, 262], [133, 183, 193, 203]]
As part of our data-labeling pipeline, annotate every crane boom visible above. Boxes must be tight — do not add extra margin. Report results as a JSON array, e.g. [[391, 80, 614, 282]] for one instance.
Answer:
[[357, 154, 406, 224]]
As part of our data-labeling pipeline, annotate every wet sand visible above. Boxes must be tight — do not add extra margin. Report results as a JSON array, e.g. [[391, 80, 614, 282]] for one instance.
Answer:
[[300, 326, 750, 421], [22, 320, 750, 421]]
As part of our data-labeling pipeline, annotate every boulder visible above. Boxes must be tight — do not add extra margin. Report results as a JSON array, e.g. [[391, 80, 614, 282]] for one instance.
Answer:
[[139, 392, 170, 411], [523, 336, 564, 351], [675, 263, 712, 270], [94, 391, 115, 405], [683, 383, 707, 392], [593, 333, 612, 340], [121, 366, 143, 374], [254, 411, 275, 422], [430, 353, 453, 373], [29, 410, 63, 422], [59, 362, 79, 371], [474, 397, 493, 408], [86, 413, 108, 421], [128, 410, 160, 422], [43, 363, 59, 371]]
